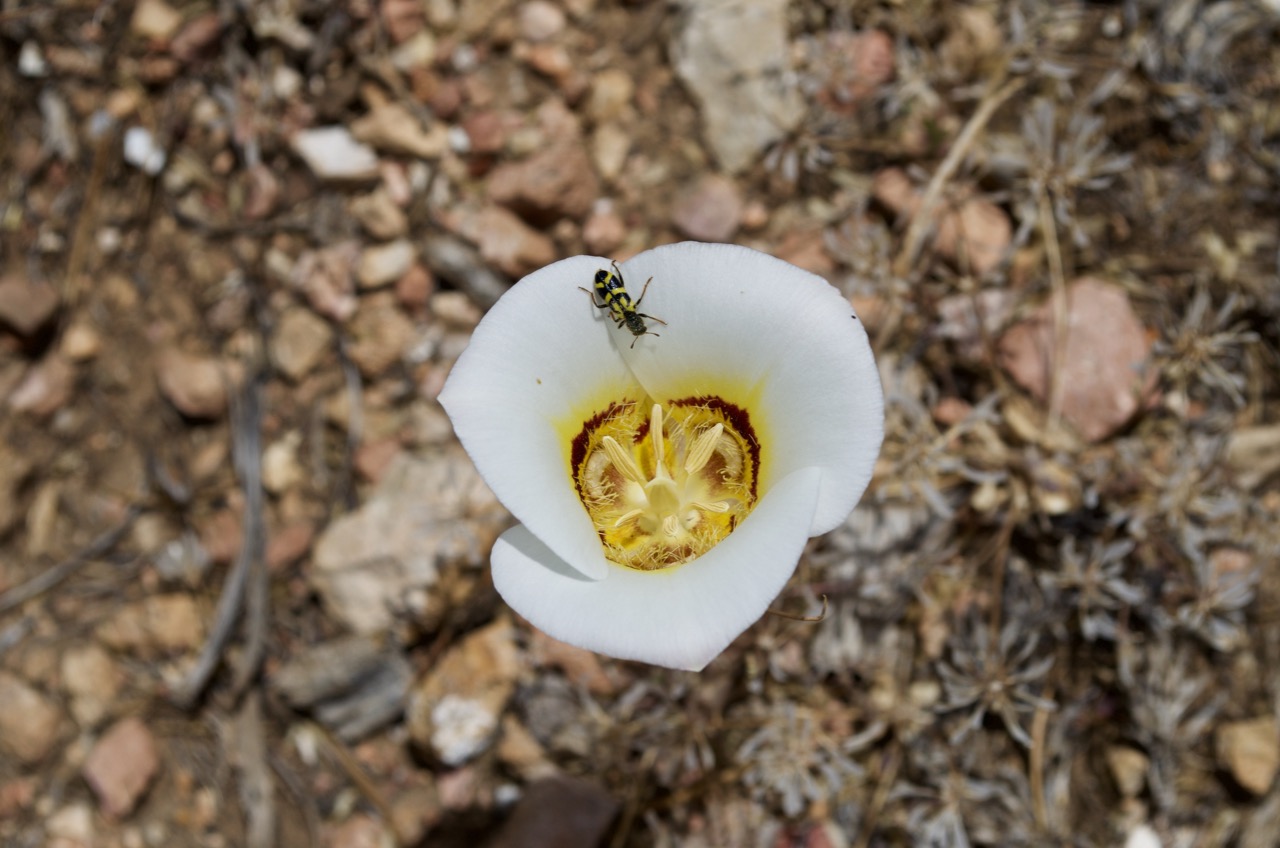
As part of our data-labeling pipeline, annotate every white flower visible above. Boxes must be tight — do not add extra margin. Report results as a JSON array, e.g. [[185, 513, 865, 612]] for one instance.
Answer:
[[440, 242, 883, 670]]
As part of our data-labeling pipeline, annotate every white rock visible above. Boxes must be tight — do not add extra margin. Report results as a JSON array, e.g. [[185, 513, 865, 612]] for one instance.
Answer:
[[123, 126, 166, 175], [19, 41, 48, 77], [291, 127, 380, 181]]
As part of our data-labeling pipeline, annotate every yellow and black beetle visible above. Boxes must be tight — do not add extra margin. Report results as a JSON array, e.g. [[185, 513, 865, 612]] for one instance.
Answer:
[[579, 261, 667, 348]]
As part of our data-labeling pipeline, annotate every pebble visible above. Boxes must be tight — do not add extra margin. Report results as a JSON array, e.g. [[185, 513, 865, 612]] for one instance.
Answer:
[[936, 288, 1017, 361], [350, 188, 409, 240], [518, 1, 566, 41], [671, 173, 743, 242], [123, 126, 167, 176], [582, 204, 626, 255], [330, 814, 392, 848], [381, 0, 425, 44], [61, 644, 124, 728], [1226, 425, 1280, 491], [96, 594, 206, 656], [671, 0, 803, 172], [443, 205, 557, 278], [819, 29, 895, 111], [155, 348, 229, 419], [998, 277, 1156, 442], [872, 167, 1011, 275], [395, 263, 435, 312], [528, 630, 615, 696], [585, 69, 634, 124], [131, 0, 182, 40], [357, 239, 417, 290], [262, 432, 305, 495], [310, 450, 506, 634], [45, 803, 95, 847], [0, 671, 64, 764], [351, 103, 449, 159], [83, 717, 160, 819], [462, 110, 522, 156], [429, 291, 483, 328], [497, 715, 557, 781], [485, 776, 619, 848], [406, 619, 520, 766], [271, 306, 333, 381], [265, 521, 315, 570], [61, 320, 102, 361], [1217, 716, 1280, 796], [170, 13, 223, 63], [0, 777, 36, 819], [346, 292, 416, 377], [0, 274, 60, 336], [291, 242, 360, 322], [487, 102, 599, 221], [291, 127, 380, 181], [8, 354, 74, 417], [1105, 745, 1149, 798], [589, 123, 631, 182]]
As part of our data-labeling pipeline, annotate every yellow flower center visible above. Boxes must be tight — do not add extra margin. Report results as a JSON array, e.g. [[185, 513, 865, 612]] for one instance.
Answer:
[[571, 397, 760, 571]]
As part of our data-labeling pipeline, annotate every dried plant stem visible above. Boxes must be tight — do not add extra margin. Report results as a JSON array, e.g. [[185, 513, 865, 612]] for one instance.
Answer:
[[892, 77, 1026, 279], [309, 722, 401, 846], [64, 119, 113, 305], [0, 504, 142, 614], [1038, 188, 1070, 431], [232, 690, 276, 848], [853, 741, 901, 848], [1029, 678, 1057, 832]]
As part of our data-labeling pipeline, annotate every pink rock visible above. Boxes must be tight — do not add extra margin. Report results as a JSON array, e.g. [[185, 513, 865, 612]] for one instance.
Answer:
[[487, 102, 598, 222], [998, 277, 1157, 442], [671, 174, 743, 242], [0, 275, 60, 336], [461, 110, 521, 156], [442, 205, 557, 278], [872, 167, 1010, 275], [155, 348, 228, 419], [582, 205, 627, 255], [0, 672, 64, 765], [8, 355, 73, 417], [83, 717, 160, 819], [820, 29, 895, 111]]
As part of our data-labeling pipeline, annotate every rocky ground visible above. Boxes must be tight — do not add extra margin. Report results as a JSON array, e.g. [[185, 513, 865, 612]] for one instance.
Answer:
[[1, 0, 1279, 846]]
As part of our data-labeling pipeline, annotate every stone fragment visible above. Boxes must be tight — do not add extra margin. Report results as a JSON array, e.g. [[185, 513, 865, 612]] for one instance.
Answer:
[[1226, 425, 1280, 490], [291, 241, 360, 322], [346, 292, 416, 377], [131, 0, 182, 40], [590, 123, 630, 182], [430, 291, 483, 328], [936, 288, 1017, 361], [311, 450, 506, 634], [170, 13, 223, 62], [671, 0, 804, 172], [585, 69, 634, 123], [292, 127, 380, 181], [83, 718, 160, 819], [671, 174, 743, 242], [1217, 717, 1280, 796], [1105, 745, 1149, 798], [406, 619, 520, 766], [330, 815, 392, 848], [462, 110, 522, 155], [0, 672, 64, 764], [381, 0, 424, 43], [350, 188, 409, 240], [61, 321, 101, 360], [488, 101, 599, 222], [529, 631, 615, 696], [497, 715, 557, 781], [998, 277, 1156, 442], [8, 355, 73, 417], [0, 274, 59, 336], [61, 644, 124, 728], [873, 167, 1010, 275], [395, 263, 435, 312], [485, 776, 620, 848], [45, 803, 95, 847], [96, 594, 205, 656], [582, 204, 626, 255], [266, 520, 314, 570], [351, 103, 448, 159], [261, 432, 305, 495], [442, 205, 557, 278], [819, 29, 895, 111], [357, 239, 416, 290], [123, 126, 166, 175], [271, 306, 333, 381], [0, 777, 36, 819], [155, 348, 229, 419], [518, 1, 566, 41]]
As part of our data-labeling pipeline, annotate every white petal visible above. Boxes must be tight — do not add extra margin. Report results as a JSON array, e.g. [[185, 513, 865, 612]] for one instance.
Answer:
[[614, 242, 883, 536], [492, 467, 822, 670], [440, 255, 637, 580]]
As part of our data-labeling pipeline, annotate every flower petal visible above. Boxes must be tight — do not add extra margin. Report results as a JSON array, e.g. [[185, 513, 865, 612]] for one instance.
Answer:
[[492, 466, 822, 670], [440, 255, 638, 580], [613, 242, 883, 535]]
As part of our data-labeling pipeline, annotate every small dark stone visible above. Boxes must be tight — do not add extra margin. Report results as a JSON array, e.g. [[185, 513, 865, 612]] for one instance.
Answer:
[[485, 776, 620, 848]]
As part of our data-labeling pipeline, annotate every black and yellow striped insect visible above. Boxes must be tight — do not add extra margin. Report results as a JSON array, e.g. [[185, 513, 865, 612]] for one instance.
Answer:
[[579, 261, 667, 348]]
